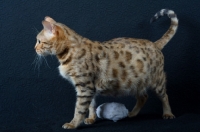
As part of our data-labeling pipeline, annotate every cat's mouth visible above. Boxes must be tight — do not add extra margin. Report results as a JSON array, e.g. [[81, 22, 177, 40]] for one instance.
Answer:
[[38, 53, 48, 57], [36, 50, 50, 56], [36, 50, 43, 56]]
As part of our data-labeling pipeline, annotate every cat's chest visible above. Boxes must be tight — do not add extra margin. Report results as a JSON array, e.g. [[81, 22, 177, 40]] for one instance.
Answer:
[[58, 65, 73, 81]]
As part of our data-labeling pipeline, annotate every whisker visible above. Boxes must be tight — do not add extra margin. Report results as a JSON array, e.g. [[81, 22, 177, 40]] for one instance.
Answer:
[[33, 26, 39, 34], [37, 55, 42, 77], [36, 56, 40, 73], [42, 56, 51, 69], [32, 54, 38, 65], [32, 53, 51, 77], [32, 54, 38, 72], [32, 54, 42, 77]]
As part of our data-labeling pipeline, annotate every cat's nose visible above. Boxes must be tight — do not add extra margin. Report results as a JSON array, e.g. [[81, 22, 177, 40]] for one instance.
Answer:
[[35, 45, 39, 53], [35, 45, 40, 51]]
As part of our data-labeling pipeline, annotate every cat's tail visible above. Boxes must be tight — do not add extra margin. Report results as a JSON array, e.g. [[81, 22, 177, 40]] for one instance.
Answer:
[[150, 9, 178, 50]]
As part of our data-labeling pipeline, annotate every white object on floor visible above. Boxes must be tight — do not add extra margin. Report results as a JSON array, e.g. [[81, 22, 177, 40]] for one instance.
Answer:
[[96, 102, 129, 122]]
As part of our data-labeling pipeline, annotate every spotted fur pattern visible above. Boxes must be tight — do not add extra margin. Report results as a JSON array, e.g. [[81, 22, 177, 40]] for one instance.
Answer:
[[34, 9, 178, 129]]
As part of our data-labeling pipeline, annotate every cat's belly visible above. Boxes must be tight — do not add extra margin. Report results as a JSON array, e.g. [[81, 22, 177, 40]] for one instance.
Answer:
[[94, 78, 136, 96], [97, 89, 133, 96]]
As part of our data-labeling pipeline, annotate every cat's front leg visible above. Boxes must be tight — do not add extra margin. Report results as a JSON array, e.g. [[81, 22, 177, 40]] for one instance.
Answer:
[[62, 81, 95, 129], [84, 98, 96, 125]]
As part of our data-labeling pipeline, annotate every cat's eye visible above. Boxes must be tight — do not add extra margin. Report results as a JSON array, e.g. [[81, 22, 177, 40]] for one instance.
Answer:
[[38, 40, 41, 43]]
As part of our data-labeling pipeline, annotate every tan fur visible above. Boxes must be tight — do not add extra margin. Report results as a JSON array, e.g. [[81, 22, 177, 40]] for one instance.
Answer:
[[35, 9, 178, 129]]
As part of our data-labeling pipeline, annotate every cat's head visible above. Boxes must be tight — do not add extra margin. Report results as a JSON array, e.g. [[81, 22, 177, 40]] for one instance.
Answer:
[[34, 17, 67, 56]]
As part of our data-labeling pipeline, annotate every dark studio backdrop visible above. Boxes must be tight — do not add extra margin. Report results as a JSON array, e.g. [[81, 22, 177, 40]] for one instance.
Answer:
[[0, 0, 200, 132]]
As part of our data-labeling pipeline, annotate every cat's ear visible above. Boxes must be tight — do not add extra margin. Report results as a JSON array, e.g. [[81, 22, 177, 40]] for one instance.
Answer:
[[42, 20, 56, 34], [44, 16, 56, 24]]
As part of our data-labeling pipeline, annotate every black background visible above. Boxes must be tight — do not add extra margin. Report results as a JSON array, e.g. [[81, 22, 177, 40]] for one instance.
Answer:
[[0, 0, 200, 132]]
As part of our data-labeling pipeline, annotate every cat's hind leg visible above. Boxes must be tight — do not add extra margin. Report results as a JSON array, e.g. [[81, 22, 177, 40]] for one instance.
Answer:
[[153, 74, 175, 119], [128, 93, 148, 117], [155, 86, 175, 119]]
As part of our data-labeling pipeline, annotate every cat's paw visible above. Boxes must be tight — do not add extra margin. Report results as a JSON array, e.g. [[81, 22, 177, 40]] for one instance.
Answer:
[[163, 114, 175, 119], [62, 123, 76, 129], [128, 112, 137, 118], [84, 118, 95, 125]]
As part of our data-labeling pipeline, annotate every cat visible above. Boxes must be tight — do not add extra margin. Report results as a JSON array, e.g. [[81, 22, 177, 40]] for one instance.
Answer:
[[34, 9, 178, 129]]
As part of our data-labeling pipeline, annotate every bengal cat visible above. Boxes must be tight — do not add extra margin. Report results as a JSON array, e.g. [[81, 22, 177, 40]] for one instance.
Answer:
[[34, 9, 178, 129]]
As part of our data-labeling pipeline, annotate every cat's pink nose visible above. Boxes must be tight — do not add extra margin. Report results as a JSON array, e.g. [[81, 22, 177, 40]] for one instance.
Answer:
[[35, 45, 40, 51], [34, 45, 40, 53], [34, 45, 37, 50]]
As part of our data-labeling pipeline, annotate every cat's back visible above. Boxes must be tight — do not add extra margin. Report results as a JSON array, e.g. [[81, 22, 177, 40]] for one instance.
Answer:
[[102, 37, 160, 70]]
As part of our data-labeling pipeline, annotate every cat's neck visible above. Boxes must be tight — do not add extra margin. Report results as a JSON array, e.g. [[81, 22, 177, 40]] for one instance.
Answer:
[[63, 25, 84, 46], [56, 25, 86, 64]]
